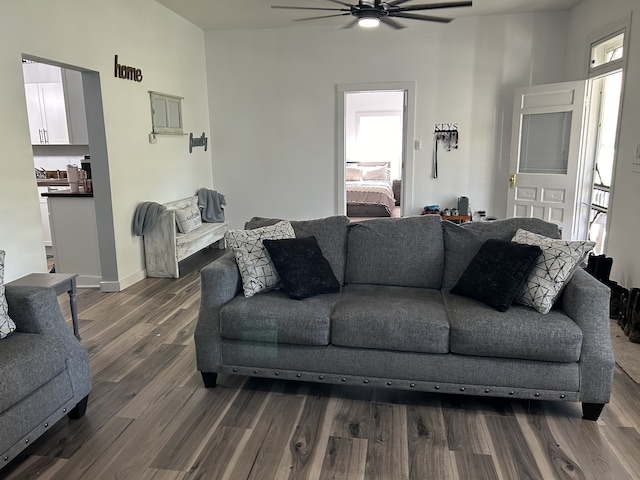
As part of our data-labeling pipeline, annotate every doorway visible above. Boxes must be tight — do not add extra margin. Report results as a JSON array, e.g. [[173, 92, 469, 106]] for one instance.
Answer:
[[21, 55, 118, 290], [337, 82, 416, 218]]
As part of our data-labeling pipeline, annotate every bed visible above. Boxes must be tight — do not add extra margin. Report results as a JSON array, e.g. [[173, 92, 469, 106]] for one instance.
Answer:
[[346, 162, 398, 217]]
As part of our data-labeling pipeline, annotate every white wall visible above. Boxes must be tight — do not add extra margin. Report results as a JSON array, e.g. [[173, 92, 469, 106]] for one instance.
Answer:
[[204, 12, 569, 228], [565, 0, 640, 286], [0, 0, 213, 284]]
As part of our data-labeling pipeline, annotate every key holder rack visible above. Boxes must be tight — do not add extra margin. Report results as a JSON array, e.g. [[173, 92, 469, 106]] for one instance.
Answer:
[[432, 123, 459, 179]]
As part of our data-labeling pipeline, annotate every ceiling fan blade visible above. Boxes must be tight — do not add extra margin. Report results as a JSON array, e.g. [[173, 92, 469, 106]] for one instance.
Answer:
[[294, 12, 353, 21], [386, 0, 414, 6], [343, 18, 359, 28], [391, 12, 452, 22], [271, 5, 349, 12], [325, 0, 354, 6], [380, 16, 406, 29], [395, 1, 472, 12]]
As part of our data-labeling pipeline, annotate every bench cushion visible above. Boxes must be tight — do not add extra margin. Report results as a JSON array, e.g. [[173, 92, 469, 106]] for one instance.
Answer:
[[345, 216, 444, 289], [444, 292, 583, 362], [0, 333, 67, 412], [220, 290, 338, 346], [331, 284, 450, 354]]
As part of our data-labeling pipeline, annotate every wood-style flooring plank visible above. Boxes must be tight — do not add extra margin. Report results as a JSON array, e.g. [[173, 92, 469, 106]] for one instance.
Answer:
[[319, 436, 367, 480], [364, 402, 409, 480], [451, 452, 499, 480]]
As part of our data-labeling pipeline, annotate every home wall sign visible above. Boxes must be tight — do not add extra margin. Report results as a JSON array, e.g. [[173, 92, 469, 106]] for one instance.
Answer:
[[189, 132, 208, 153], [114, 55, 143, 82], [432, 123, 459, 179]]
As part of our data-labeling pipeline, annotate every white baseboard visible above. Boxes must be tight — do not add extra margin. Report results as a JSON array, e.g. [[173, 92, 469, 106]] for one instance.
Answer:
[[100, 269, 146, 292]]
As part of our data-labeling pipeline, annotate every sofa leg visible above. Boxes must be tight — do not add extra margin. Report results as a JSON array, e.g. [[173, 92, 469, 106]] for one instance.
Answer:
[[201, 372, 218, 388], [68, 395, 89, 420], [582, 402, 605, 421]]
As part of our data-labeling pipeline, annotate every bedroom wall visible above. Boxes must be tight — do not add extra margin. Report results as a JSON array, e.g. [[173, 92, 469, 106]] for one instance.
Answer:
[[565, 0, 640, 286], [0, 0, 212, 285], [204, 11, 569, 228]]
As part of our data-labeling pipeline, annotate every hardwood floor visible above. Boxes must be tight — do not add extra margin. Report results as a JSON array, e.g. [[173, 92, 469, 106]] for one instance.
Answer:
[[3, 249, 640, 480]]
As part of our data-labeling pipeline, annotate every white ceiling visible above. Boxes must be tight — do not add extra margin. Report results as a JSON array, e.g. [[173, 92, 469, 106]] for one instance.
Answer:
[[154, 0, 580, 31]]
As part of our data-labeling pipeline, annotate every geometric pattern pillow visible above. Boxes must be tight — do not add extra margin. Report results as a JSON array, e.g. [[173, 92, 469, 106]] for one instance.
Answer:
[[0, 250, 17, 339], [511, 229, 595, 314], [225, 221, 295, 298]]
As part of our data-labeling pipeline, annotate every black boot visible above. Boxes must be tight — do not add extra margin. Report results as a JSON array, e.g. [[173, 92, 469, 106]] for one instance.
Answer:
[[608, 282, 629, 323], [630, 292, 640, 343], [624, 288, 640, 336]]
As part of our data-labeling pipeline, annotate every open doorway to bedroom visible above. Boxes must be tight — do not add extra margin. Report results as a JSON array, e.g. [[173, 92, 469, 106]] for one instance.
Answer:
[[337, 82, 415, 221]]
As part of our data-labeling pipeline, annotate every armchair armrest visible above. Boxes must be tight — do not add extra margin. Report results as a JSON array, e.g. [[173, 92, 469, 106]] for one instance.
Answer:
[[194, 252, 241, 372], [561, 267, 614, 403], [5, 285, 73, 339]]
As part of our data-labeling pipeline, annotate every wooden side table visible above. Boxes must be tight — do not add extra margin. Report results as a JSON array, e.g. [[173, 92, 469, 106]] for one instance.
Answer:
[[7, 273, 80, 340], [441, 215, 471, 224]]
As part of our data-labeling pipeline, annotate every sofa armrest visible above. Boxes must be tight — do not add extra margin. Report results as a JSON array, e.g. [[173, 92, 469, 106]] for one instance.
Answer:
[[194, 251, 241, 372], [5, 285, 74, 339], [561, 267, 614, 403]]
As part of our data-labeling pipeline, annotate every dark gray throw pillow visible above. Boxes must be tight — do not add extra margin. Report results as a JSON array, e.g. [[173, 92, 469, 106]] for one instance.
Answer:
[[450, 239, 542, 312], [263, 236, 340, 300]]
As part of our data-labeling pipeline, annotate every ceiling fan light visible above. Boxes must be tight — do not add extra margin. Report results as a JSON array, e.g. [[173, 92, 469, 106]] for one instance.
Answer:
[[358, 16, 380, 28]]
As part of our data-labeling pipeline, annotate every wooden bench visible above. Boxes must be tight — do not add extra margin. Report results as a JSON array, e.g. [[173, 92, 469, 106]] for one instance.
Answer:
[[143, 196, 228, 278]]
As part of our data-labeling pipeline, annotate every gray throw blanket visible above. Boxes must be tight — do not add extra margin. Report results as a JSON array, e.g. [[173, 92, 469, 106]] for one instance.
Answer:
[[197, 188, 226, 222], [133, 202, 166, 236]]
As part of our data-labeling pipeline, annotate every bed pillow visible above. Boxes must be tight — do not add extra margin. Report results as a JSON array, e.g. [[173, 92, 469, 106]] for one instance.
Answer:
[[450, 239, 542, 312], [512, 229, 595, 314], [346, 165, 363, 181], [362, 165, 389, 181], [225, 221, 296, 298], [263, 236, 340, 300], [174, 203, 202, 234], [1, 250, 17, 339]]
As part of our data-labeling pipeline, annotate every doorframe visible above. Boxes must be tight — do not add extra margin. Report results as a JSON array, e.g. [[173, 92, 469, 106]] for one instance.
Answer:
[[336, 81, 416, 216]]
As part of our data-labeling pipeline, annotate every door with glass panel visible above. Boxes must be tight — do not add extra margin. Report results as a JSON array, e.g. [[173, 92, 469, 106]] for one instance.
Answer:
[[507, 81, 586, 238]]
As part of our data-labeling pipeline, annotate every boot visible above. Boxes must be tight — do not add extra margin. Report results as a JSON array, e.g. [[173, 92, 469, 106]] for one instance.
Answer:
[[586, 254, 613, 283], [608, 282, 629, 323], [630, 292, 640, 343], [624, 288, 640, 336]]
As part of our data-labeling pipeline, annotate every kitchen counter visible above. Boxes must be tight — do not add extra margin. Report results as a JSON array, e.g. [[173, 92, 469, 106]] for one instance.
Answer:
[[41, 190, 93, 198]]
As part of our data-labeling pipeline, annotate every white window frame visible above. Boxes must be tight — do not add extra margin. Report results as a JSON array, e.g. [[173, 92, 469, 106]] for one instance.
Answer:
[[149, 91, 183, 135]]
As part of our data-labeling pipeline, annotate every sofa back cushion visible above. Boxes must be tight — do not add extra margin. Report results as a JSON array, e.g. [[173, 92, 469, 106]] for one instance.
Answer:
[[442, 217, 561, 289], [345, 215, 444, 288], [245, 216, 350, 285]]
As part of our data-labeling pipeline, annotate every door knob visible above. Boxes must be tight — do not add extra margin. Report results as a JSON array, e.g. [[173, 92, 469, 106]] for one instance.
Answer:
[[509, 173, 516, 189]]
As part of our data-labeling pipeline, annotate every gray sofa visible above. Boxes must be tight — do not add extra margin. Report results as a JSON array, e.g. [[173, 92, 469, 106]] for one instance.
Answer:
[[1, 285, 91, 467], [194, 215, 614, 420]]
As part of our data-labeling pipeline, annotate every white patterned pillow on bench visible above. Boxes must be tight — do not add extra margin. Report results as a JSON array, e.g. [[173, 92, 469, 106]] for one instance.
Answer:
[[1, 250, 17, 339]]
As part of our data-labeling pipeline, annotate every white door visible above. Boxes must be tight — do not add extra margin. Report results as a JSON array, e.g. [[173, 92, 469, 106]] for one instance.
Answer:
[[507, 81, 587, 238]]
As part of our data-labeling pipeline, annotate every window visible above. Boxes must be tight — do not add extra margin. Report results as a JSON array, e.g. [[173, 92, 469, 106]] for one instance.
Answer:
[[149, 91, 183, 135], [589, 31, 624, 74]]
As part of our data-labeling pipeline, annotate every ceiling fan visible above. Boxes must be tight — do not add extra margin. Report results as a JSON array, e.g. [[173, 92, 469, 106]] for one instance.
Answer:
[[271, 0, 473, 29]]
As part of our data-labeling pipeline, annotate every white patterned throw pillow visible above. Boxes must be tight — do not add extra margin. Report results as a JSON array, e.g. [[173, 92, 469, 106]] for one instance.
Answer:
[[174, 203, 202, 234], [225, 221, 296, 298], [1, 250, 17, 339], [512, 229, 595, 314]]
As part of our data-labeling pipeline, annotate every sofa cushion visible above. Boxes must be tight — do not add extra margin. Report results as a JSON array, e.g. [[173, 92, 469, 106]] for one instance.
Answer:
[[331, 284, 450, 354], [245, 216, 350, 285], [220, 290, 338, 346], [450, 239, 542, 312], [0, 332, 68, 412], [512, 229, 595, 314], [444, 292, 583, 362], [225, 220, 295, 298], [345, 216, 444, 288], [263, 237, 340, 300], [442, 218, 561, 289]]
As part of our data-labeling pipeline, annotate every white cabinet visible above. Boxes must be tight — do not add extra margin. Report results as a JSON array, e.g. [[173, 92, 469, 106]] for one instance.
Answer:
[[37, 187, 52, 246], [47, 195, 101, 288], [23, 62, 88, 145], [25, 82, 69, 144]]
